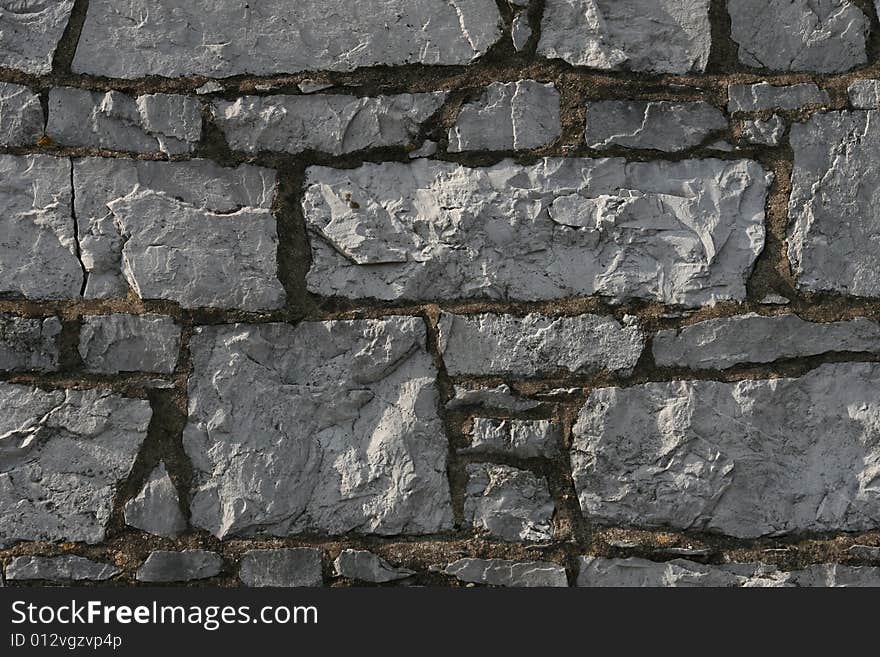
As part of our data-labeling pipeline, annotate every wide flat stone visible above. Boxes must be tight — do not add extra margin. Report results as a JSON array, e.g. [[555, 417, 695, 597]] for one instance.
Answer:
[[79, 314, 181, 374], [442, 558, 567, 586], [728, 82, 830, 112], [464, 463, 554, 542], [0, 82, 43, 146], [0, 0, 75, 74], [334, 549, 415, 583], [304, 158, 770, 306], [5, 555, 121, 582], [578, 557, 791, 587], [446, 384, 541, 412], [136, 550, 222, 582], [239, 549, 322, 587], [0, 315, 61, 372], [464, 419, 560, 459], [791, 564, 880, 587], [123, 462, 186, 538]]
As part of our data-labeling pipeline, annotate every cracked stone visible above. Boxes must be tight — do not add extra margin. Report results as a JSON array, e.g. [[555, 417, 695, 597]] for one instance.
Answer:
[[788, 110, 880, 296], [239, 549, 323, 587], [0, 155, 81, 300], [442, 558, 567, 586], [571, 362, 880, 538], [136, 550, 222, 583], [728, 0, 869, 73], [446, 384, 541, 412], [728, 82, 830, 113], [438, 312, 644, 378], [47, 88, 202, 155], [123, 462, 186, 538], [72, 0, 502, 78], [0, 383, 151, 546], [5, 555, 121, 582], [464, 419, 560, 459], [654, 313, 880, 370], [849, 80, 880, 109], [0, 315, 60, 372], [464, 463, 554, 542], [585, 101, 726, 152], [73, 157, 283, 309], [303, 158, 769, 306], [577, 557, 792, 587], [448, 81, 560, 152], [212, 92, 445, 155], [183, 317, 453, 539], [0, 82, 43, 146], [538, 0, 711, 74], [511, 12, 531, 51], [741, 116, 785, 146], [79, 314, 181, 374], [0, 0, 74, 74], [334, 549, 415, 583]]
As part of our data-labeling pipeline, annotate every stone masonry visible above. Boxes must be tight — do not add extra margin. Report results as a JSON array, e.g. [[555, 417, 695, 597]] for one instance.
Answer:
[[3, 1, 880, 588]]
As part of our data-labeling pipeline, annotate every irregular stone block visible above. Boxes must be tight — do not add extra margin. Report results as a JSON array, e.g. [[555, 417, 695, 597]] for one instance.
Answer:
[[577, 557, 791, 587], [0, 315, 61, 372], [438, 312, 644, 377], [446, 384, 541, 412], [213, 93, 445, 156], [849, 545, 880, 560], [464, 463, 554, 542], [741, 116, 785, 146], [0, 155, 81, 300], [443, 558, 567, 586], [0, 384, 151, 546], [448, 81, 560, 152], [123, 462, 186, 538], [0, 0, 74, 74], [0, 82, 43, 146], [72, 0, 502, 77], [79, 314, 181, 374], [538, 0, 711, 74], [511, 13, 531, 51], [464, 419, 560, 459], [728, 0, 869, 72], [848, 80, 880, 109], [303, 158, 770, 306], [136, 550, 222, 583], [571, 363, 880, 538], [334, 549, 415, 583], [728, 82, 830, 113], [585, 101, 725, 152], [5, 555, 120, 582], [239, 549, 322, 587], [653, 313, 880, 370], [790, 564, 880, 587], [73, 157, 283, 309], [184, 317, 453, 539], [788, 111, 880, 296]]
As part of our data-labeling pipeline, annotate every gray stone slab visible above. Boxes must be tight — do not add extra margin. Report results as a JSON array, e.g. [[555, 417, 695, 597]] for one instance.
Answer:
[[123, 462, 186, 538], [577, 557, 792, 587], [5, 555, 120, 582], [728, 82, 830, 113], [446, 384, 541, 412], [464, 419, 560, 459], [239, 549, 323, 587], [464, 463, 554, 542], [849, 80, 880, 109], [136, 550, 222, 582], [741, 116, 785, 146], [79, 314, 181, 374], [334, 549, 415, 583], [0, 82, 43, 146], [790, 564, 880, 587], [0, 0, 75, 74], [442, 558, 568, 586], [0, 315, 60, 372]]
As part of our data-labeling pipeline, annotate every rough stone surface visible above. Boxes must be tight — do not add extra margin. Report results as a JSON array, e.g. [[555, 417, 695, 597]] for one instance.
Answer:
[[72, 0, 502, 78], [0, 383, 151, 546], [438, 312, 644, 378], [741, 116, 785, 146], [578, 557, 791, 587], [788, 111, 880, 296], [334, 549, 415, 583], [73, 157, 283, 309], [136, 550, 223, 582], [183, 317, 453, 539], [448, 81, 560, 152], [79, 314, 181, 374], [123, 462, 186, 538], [213, 93, 445, 156], [790, 564, 880, 587], [728, 82, 830, 112], [239, 549, 323, 587], [849, 545, 880, 560], [464, 463, 554, 542], [653, 313, 880, 369], [585, 101, 725, 152], [0, 315, 60, 372], [48, 88, 202, 155], [0, 0, 74, 74], [464, 419, 560, 459], [848, 80, 880, 109], [0, 155, 81, 300], [303, 158, 770, 306], [538, 0, 711, 74], [511, 13, 532, 51], [570, 363, 880, 538], [0, 82, 43, 146], [443, 558, 567, 586], [446, 384, 541, 411], [5, 555, 120, 582]]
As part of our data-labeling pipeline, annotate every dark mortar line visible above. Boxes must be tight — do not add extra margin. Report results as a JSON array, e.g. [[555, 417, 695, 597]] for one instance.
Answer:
[[524, 0, 546, 58], [50, 0, 90, 75], [706, 0, 739, 74]]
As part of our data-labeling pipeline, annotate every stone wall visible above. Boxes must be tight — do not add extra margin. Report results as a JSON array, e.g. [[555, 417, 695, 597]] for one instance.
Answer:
[[2, 0, 880, 587]]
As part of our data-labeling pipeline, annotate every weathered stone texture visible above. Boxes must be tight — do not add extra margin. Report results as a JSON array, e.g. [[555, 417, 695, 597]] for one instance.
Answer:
[[448, 81, 560, 152], [48, 88, 202, 155], [123, 462, 186, 538], [741, 116, 785, 146], [239, 549, 323, 587], [446, 384, 541, 412], [334, 549, 415, 583], [0, 0, 75, 74], [5, 555, 120, 582], [585, 101, 725, 152], [728, 82, 830, 113], [183, 317, 453, 539], [442, 558, 567, 587], [571, 363, 880, 538], [653, 313, 880, 370], [79, 314, 181, 374], [72, 0, 502, 78], [538, 0, 712, 74], [791, 564, 880, 587], [464, 464, 554, 542], [729, 0, 869, 72], [464, 419, 560, 459], [0, 82, 43, 146], [136, 550, 222, 582], [303, 158, 770, 306], [577, 557, 791, 587], [0, 315, 60, 372], [213, 93, 445, 156], [849, 80, 880, 109], [0, 384, 151, 546]]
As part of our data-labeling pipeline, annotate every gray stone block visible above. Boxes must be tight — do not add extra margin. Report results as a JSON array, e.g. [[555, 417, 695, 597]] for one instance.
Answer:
[[442, 558, 567, 586], [741, 116, 785, 146], [464, 463, 554, 542], [728, 82, 830, 112], [577, 557, 791, 587], [334, 549, 414, 583], [0, 82, 43, 146], [239, 549, 323, 587], [464, 419, 560, 459], [79, 314, 181, 374], [136, 550, 222, 582], [848, 80, 880, 109], [0, 0, 74, 74], [0, 315, 60, 372], [123, 462, 186, 538], [5, 555, 120, 582]]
